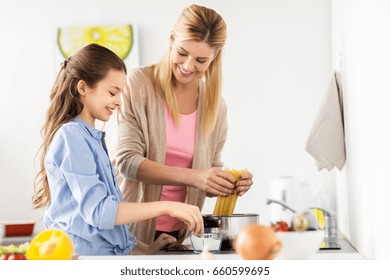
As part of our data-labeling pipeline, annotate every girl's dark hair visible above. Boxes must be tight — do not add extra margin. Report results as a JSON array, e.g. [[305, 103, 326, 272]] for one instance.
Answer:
[[33, 43, 127, 208]]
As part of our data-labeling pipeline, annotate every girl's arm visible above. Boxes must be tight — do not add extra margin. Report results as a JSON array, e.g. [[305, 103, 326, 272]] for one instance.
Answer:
[[115, 200, 204, 234]]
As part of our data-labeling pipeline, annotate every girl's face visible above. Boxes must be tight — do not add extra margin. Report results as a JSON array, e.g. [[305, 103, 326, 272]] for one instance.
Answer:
[[170, 39, 215, 86], [78, 69, 126, 127]]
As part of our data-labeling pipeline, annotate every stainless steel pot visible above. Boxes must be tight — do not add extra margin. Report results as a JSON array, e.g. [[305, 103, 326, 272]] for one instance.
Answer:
[[203, 213, 259, 250]]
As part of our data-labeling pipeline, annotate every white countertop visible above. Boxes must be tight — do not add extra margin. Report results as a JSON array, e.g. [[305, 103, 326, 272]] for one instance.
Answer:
[[79, 251, 364, 260], [1, 226, 365, 260], [79, 239, 365, 261], [78, 235, 365, 260]]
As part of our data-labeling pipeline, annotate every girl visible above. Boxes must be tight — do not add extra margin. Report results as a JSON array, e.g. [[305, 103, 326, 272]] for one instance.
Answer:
[[33, 43, 203, 256]]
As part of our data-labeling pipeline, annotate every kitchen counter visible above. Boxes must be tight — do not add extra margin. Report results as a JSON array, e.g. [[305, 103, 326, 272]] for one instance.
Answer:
[[311, 237, 364, 259], [79, 237, 365, 260], [79, 251, 364, 260]]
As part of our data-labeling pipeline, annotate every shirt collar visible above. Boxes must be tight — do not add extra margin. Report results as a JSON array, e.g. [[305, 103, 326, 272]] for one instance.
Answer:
[[73, 117, 103, 141]]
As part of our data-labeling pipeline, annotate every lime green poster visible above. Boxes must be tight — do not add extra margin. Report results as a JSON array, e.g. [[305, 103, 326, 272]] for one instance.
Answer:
[[56, 24, 139, 71]]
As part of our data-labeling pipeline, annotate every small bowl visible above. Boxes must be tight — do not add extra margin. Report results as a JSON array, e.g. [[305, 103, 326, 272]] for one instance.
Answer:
[[0, 222, 35, 237], [189, 232, 223, 253], [275, 230, 325, 259]]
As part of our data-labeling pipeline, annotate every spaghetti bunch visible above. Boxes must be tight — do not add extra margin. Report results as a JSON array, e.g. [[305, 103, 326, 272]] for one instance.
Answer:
[[212, 168, 247, 216]]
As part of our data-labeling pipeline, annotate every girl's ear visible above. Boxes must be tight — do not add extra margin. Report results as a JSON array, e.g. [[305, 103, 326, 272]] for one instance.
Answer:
[[77, 80, 88, 96]]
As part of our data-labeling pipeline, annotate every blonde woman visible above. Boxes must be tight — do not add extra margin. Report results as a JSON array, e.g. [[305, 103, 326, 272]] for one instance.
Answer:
[[33, 43, 203, 256], [116, 5, 253, 251]]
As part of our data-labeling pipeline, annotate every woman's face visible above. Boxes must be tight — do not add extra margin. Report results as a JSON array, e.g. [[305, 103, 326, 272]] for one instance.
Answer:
[[79, 69, 126, 127], [170, 39, 215, 86]]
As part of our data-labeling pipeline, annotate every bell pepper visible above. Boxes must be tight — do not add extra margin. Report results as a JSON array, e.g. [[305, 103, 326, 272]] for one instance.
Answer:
[[26, 229, 73, 260]]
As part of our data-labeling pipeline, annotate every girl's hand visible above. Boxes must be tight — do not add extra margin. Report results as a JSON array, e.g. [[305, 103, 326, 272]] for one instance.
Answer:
[[235, 171, 253, 196], [167, 202, 204, 235], [193, 167, 235, 197]]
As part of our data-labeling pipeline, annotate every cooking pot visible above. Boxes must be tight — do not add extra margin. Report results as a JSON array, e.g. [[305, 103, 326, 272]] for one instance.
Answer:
[[202, 213, 259, 250]]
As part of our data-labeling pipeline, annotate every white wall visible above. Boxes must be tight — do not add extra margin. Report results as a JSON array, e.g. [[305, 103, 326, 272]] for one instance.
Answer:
[[332, 0, 390, 259], [0, 0, 331, 229]]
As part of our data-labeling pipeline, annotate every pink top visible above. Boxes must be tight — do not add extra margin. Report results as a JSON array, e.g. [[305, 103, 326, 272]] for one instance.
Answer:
[[156, 104, 197, 232]]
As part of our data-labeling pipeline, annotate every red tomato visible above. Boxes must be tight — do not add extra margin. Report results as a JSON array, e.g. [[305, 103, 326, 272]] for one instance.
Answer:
[[0, 253, 11, 260], [271, 221, 290, 232], [8, 253, 26, 260], [277, 221, 290, 232]]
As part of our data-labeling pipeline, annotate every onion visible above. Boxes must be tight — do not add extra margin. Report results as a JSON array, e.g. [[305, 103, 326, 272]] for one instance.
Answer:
[[234, 224, 282, 260], [291, 214, 309, 231], [291, 211, 319, 231]]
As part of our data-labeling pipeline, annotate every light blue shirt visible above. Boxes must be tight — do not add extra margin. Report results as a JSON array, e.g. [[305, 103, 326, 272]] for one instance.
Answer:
[[44, 117, 136, 255]]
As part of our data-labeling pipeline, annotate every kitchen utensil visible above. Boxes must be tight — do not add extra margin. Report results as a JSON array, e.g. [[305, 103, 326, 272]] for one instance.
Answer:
[[275, 230, 325, 259], [189, 232, 223, 253], [0, 221, 36, 238], [202, 213, 259, 250]]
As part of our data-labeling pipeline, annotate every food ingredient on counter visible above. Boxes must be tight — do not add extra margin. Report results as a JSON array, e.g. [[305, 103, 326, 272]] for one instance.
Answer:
[[271, 221, 290, 232], [198, 245, 216, 260], [0, 243, 29, 260], [234, 224, 281, 260], [291, 211, 319, 231], [26, 229, 73, 260], [291, 215, 308, 231], [2, 253, 26, 260]]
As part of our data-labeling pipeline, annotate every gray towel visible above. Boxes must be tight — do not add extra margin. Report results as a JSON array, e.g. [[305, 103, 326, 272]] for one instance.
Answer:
[[305, 71, 346, 171]]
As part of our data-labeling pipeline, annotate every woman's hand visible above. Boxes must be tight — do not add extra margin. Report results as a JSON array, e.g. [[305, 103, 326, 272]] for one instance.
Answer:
[[147, 233, 177, 254], [235, 171, 253, 196], [192, 167, 235, 197], [166, 202, 204, 235], [131, 234, 177, 255]]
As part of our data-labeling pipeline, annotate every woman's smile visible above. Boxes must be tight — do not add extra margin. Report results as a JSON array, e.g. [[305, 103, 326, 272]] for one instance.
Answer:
[[177, 64, 194, 77]]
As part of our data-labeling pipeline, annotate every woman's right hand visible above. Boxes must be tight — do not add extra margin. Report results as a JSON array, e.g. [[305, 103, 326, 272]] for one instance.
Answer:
[[166, 202, 204, 235], [192, 167, 235, 197]]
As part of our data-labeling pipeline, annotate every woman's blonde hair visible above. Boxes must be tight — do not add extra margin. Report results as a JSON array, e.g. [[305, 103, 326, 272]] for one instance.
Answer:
[[152, 4, 227, 137], [33, 43, 126, 209]]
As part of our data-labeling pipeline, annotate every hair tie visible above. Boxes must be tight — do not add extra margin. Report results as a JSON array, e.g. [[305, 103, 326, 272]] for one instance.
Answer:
[[61, 57, 72, 68], [61, 57, 72, 75]]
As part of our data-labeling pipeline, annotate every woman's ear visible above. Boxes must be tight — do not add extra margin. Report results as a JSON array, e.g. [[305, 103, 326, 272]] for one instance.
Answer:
[[212, 49, 220, 61], [169, 33, 174, 48], [77, 80, 88, 96]]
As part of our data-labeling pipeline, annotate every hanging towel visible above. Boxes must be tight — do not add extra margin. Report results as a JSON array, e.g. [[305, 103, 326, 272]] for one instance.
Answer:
[[305, 71, 346, 171]]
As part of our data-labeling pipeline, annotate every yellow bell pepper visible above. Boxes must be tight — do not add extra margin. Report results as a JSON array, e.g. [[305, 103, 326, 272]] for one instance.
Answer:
[[26, 229, 73, 260]]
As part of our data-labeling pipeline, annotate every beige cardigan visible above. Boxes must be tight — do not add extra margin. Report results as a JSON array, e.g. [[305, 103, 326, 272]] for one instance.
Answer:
[[115, 66, 228, 247]]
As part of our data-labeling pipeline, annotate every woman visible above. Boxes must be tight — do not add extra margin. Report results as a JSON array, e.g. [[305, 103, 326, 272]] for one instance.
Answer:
[[32, 43, 203, 256], [116, 5, 253, 250]]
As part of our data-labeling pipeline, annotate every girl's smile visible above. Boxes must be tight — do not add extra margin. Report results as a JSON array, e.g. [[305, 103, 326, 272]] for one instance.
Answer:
[[105, 106, 116, 115], [78, 69, 126, 127]]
